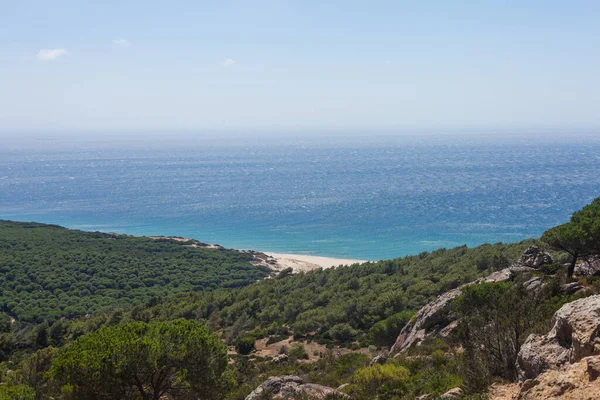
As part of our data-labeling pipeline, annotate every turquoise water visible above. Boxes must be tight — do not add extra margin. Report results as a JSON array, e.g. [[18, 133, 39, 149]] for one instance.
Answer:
[[1, 134, 599, 260]]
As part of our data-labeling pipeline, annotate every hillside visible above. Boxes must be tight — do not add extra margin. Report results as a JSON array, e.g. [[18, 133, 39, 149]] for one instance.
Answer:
[[0, 198, 598, 399], [0, 220, 271, 322], [138, 239, 540, 345]]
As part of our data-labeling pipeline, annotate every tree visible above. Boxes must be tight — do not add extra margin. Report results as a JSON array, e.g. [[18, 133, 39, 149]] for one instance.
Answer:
[[12, 347, 59, 400], [49, 319, 229, 400], [541, 223, 585, 277], [542, 198, 600, 278], [451, 280, 561, 391], [34, 323, 48, 349], [571, 197, 600, 255], [0, 385, 35, 400], [369, 311, 412, 347], [234, 335, 255, 355]]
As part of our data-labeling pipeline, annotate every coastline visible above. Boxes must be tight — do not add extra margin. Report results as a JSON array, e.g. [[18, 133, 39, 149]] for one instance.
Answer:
[[255, 252, 368, 273], [146, 234, 368, 272]]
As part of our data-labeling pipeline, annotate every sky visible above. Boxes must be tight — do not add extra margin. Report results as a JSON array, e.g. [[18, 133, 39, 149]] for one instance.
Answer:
[[1, 1, 600, 136]]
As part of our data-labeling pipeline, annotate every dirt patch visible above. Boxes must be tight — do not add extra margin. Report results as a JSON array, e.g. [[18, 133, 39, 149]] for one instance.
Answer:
[[253, 336, 370, 362], [489, 382, 520, 400]]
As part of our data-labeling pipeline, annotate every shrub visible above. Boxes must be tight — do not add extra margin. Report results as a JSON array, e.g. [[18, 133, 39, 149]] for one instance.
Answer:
[[349, 363, 410, 398], [540, 263, 565, 275], [329, 323, 358, 343], [289, 343, 308, 360], [369, 311, 412, 347], [0, 385, 35, 400], [49, 320, 229, 400], [235, 336, 256, 355]]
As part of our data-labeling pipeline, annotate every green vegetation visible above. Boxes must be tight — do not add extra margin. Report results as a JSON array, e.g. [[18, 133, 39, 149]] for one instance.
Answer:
[[347, 351, 463, 400], [542, 197, 600, 277], [50, 320, 228, 400], [135, 239, 535, 344], [451, 279, 582, 392], [234, 335, 256, 355], [0, 198, 599, 399], [0, 221, 270, 322]]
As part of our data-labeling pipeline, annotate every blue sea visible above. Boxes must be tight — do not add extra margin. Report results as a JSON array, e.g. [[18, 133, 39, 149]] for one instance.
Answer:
[[1, 133, 599, 260]]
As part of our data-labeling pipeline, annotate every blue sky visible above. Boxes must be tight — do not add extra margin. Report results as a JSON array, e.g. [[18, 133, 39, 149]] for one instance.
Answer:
[[1, 1, 600, 135]]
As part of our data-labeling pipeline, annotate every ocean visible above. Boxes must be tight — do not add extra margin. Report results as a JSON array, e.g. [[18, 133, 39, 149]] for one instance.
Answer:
[[1, 133, 599, 260]]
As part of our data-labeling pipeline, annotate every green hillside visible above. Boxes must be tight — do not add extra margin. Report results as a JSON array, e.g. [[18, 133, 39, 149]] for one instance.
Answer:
[[137, 239, 540, 345], [1, 198, 598, 399], [0, 221, 270, 322]]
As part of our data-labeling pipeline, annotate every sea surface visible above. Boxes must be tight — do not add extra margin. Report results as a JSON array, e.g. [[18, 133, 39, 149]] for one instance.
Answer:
[[1, 134, 599, 260]]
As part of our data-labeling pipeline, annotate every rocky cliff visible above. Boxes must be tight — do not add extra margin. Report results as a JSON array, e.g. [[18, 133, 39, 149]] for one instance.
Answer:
[[389, 246, 553, 355], [517, 294, 600, 380]]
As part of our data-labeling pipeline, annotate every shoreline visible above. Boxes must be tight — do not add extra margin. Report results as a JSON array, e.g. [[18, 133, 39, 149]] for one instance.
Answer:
[[254, 251, 368, 273], [145, 234, 369, 273], [144, 235, 369, 272]]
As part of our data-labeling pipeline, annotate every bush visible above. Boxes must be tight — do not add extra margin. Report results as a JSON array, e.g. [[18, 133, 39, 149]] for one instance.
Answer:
[[0, 314, 10, 333], [349, 363, 410, 398], [369, 311, 412, 347], [289, 343, 308, 360], [0, 385, 35, 400], [540, 263, 565, 275], [451, 279, 574, 392], [235, 336, 256, 355], [49, 320, 229, 400], [329, 323, 358, 343]]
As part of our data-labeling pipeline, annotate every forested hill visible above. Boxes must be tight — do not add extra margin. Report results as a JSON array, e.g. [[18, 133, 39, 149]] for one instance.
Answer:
[[0, 220, 270, 322], [137, 238, 541, 346]]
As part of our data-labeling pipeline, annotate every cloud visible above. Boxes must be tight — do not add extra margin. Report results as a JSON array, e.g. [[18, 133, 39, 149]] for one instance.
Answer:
[[112, 39, 131, 47], [37, 48, 68, 61], [222, 58, 236, 67]]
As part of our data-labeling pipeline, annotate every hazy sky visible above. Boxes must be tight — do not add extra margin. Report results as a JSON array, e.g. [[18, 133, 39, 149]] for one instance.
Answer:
[[1, 1, 600, 134]]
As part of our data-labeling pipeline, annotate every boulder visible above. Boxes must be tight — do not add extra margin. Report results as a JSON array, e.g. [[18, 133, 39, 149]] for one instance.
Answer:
[[586, 356, 600, 381], [517, 295, 600, 380], [513, 246, 553, 269], [369, 354, 387, 366], [517, 356, 600, 399], [574, 255, 600, 277], [523, 277, 543, 291], [561, 282, 584, 295], [389, 287, 463, 355], [440, 387, 463, 398], [336, 383, 349, 391], [245, 375, 345, 400], [245, 376, 302, 400], [271, 354, 289, 364]]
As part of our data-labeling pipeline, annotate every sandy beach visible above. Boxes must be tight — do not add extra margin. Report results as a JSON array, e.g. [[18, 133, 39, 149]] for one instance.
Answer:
[[260, 252, 368, 273], [146, 235, 367, 273]]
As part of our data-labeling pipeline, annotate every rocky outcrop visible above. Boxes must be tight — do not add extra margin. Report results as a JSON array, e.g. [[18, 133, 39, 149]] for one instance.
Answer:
[[513, 246, 553, 269], [523, 277, 543, 291], [369, 354, 387, 366], [560, 282, 583, 295], [389, 286, 462, 355], [244, 375, 345, 400], [517, 355, 600, 399], [390, 264, 541, 355], [575, 255, 600, 277], [517, 295, 600, 380], [270, 354, 289, 363], [390, 247, 555, 356], [440, 387, 463, 398]]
